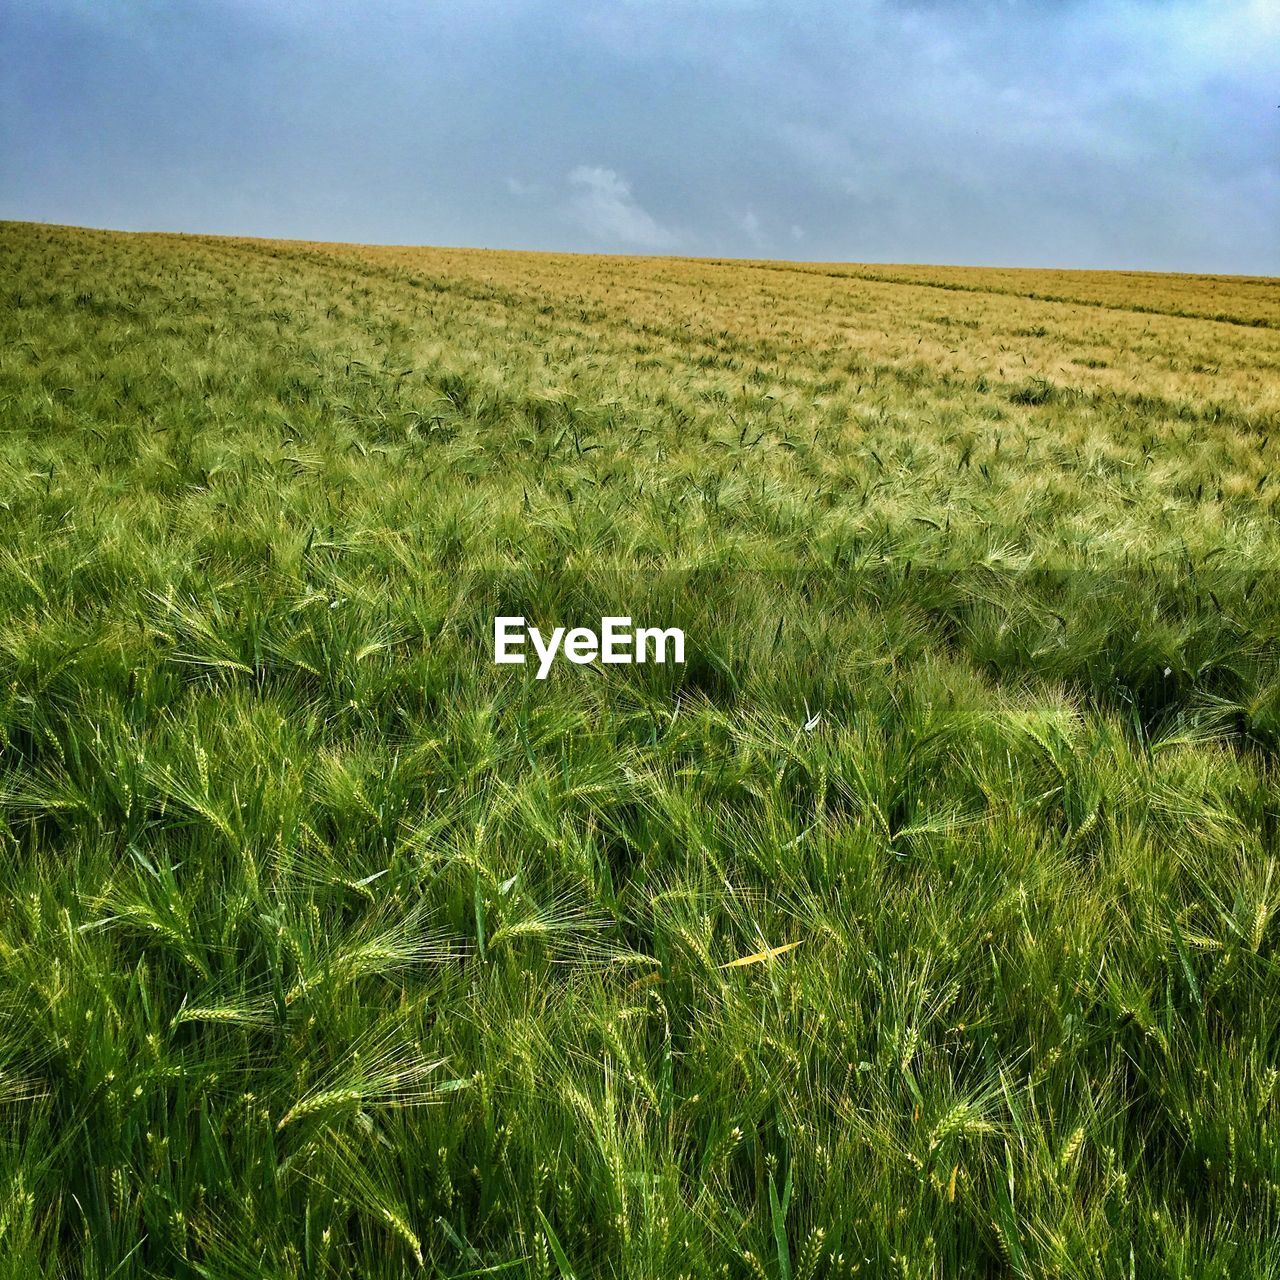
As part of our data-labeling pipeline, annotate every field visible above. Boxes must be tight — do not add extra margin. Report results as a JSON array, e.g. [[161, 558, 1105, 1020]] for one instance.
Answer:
[[2, 219, 1280, 1278]]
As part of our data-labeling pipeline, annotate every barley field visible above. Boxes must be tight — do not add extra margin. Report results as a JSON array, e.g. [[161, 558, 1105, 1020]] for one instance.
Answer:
[[2, 220, 1279, 1278]]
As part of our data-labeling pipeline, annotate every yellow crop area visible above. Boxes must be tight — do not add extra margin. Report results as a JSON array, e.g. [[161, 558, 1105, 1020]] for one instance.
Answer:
[[6, 221, 1279, 572]]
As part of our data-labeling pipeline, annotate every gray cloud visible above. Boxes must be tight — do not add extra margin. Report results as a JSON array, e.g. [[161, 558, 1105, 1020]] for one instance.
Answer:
[[0, 0, 1275, 271]]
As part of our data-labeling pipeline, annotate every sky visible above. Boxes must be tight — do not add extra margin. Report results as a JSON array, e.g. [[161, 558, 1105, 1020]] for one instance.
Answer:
[[1, 0, 1277, 272]]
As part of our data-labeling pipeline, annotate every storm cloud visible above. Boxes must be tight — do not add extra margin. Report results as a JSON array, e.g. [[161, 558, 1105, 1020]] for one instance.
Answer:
[[1, 0, 1275, 271]]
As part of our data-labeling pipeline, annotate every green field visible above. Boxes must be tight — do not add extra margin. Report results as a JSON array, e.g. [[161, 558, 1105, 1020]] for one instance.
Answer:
[[2, 220, 1280, 1278]]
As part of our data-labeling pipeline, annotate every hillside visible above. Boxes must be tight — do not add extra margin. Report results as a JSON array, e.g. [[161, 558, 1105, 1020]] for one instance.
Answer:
[[1, 221, 1279, 1278]]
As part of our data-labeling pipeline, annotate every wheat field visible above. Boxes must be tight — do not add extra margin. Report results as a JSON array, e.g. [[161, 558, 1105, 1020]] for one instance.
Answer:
[[1, 220, 1279, 1278]]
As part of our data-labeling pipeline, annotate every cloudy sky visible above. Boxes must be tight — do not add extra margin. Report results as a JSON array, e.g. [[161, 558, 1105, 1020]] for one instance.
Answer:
[[1, 0, 1276, 271]]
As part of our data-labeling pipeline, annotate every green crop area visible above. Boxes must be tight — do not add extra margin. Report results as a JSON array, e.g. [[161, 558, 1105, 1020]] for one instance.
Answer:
[[3, 220, 1280, 1278]]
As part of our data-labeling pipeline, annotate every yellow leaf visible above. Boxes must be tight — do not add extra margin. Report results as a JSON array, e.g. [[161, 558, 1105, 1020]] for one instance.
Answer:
[[719, 940, 802, 970]]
